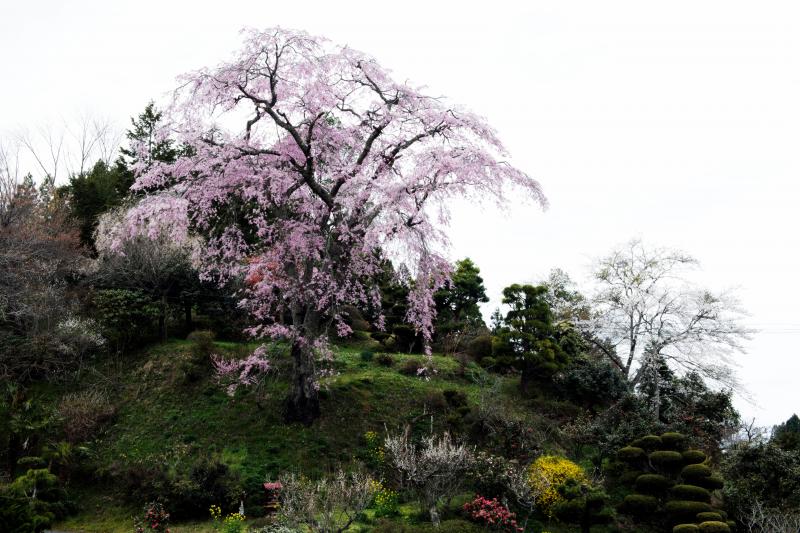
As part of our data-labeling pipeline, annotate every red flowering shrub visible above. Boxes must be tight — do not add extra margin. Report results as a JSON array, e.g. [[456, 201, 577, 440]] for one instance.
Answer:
[[463, 495, 523, 532], [134, 501, 170, 533]]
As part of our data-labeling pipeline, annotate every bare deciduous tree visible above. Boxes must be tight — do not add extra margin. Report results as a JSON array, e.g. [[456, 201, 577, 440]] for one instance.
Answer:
[[384, 430, 474, 526], [742, 500, 800, 533], [584, 240, 752, 417], [277, 469, 373, 533]]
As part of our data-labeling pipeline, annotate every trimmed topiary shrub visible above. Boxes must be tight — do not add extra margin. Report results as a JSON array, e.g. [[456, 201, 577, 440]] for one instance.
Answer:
[[665, 500, 713, 521], [635, 473, 673, 495], [696, 512, 723, 522], [618, 446, 646, 462], [694, 475, 724, 491], [680, 464, 712, 482], [673, 525, 700, 533], [650, 450, 685, 471], [632, 435, 663, 451], [681, 449, 707, 465], [671, 484, 711, 503], [661, 432, 688, 451], [698, 521, 730, 533], [621, 494, 658, 516]]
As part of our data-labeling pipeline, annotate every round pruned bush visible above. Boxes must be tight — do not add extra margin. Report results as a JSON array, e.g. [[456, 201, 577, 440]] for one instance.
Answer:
[[696, 512, 723, 522], [466, 335, 493, 361], [698, 521, 731, 533], [665, 500, 713, 521], [635, 473, 673, 495], [186, 330, 215, 359], [650, 450, 685, 471], [618, 446, 646, 463], [671, 484, 711, 503], [360, 350, 374, 362], [375, 353, 394, 367], [661, 432, 688, 451], [673, 525, 700, 533], [632, 435, 663, 451], [399, 358, 423, 376], [621, 494, 658, 516], [681, 449, 707, 465], [681, 464, 712, 483], [694, 475, 724, 491]]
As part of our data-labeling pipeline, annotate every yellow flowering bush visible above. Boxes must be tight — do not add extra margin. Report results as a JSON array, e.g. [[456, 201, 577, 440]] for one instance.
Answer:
[[210, 505, 246, 533], [369, 479, 399, 517], [365, 431, 385, 465], [527, 455, 586, 517]]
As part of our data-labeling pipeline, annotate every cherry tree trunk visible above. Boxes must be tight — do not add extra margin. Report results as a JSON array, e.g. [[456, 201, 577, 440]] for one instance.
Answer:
[[284, 341, 320, 424]]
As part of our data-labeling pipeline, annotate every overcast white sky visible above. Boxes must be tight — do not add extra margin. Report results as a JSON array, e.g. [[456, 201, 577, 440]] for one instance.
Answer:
[[2, 0, 799, 427]]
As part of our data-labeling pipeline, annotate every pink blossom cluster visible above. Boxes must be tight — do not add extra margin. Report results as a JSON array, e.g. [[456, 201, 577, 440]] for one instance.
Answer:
[[463, 495, 523, 532], [211, 345, 271, 396], [123, 28, 545, 389]]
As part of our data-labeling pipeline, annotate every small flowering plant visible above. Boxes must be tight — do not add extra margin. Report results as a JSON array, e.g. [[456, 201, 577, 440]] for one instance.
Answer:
[[369, 479, 399, 517], [463, 495, 523, 532], [134, 501, 170, 533], [210, 504, 247, 533]]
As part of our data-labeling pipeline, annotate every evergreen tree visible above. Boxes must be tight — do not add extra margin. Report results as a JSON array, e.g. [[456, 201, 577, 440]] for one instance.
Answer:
[[118, 102, 178, 171], [773, 414, 800, 452], [495, 284, 578, 390], [433, 258, 489, 352]]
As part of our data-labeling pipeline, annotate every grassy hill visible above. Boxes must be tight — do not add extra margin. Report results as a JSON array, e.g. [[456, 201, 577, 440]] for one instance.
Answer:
[[43, 337, 576, 532]]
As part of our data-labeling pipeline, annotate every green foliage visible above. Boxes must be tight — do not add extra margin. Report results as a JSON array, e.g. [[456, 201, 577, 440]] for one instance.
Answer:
[[554, 477, 614, 531], [696, 512, 723, 522], [773, 413, 800, 452], [721, 440, 800, 518], [634, 474, 672, 495], [631, 435, 663, 451], [661, 432, 688, 451], [673, 525, 700, 533], [649, 450, 685, 471], [433, 258, 489, 346], [375, 353, 395, 367], [664, 500, 713, 520], [621, 494, 658, 515], [119, 102, 179, 172], [695, 475, 724, 490], [617, 446, 646, 462], [4, 468, 73, 529], [495, 283, 577, 388], [63, 160, 133, 249], [465, 334, 493, 361], [553, 355, 630, 410], [93, 289, 160, 348], [681, 450, 707, 465], [360, 349, 375, 362], [671, 484, 711, 503], [680, 464, 712, 483], [697, 521, 730, 533]]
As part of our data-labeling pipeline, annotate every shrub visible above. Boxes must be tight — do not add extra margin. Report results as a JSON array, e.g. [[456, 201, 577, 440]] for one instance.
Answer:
[[682, 450, 707, 465], [399, 358, 423, 376], [370, 480, 398, 517], [696, 512, 723, 522], [278, 470, 373, 533], [466, 335, 493, 360], [635, 474, 673, 495], [661, 432, 688, 451], [359, 349, 374, 362], [463, 495, 523, 532], [134, 501, 170, 533], [375, 353, 394, 367], [650, 450, 685, 470], [695, 475, 724, 491], [681, 464, 712, 482], [553, 356, 629, 409], [671, 484, 711, 503], [384, 432, 474, 524], [621, 494, 658, 515], [527, 455, 587, 517], [698, 521, 730, 533], [187, 330, 215, 359], [665, 500, 713, 520], [364, 431, 386, 467], [673, 525, 700, 533], [632, 435, 663, 451], [618, 446, 646, 462], [57, 389, 115, 443]]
